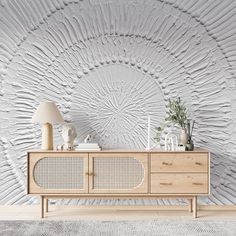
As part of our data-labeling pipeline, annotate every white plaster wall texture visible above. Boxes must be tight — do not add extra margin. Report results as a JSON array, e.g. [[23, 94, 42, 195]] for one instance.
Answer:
[[0, 0, 236, 205]]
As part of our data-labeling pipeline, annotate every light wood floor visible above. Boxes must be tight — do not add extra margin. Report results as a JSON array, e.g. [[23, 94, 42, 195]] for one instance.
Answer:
[[0, 205, 236, 220]]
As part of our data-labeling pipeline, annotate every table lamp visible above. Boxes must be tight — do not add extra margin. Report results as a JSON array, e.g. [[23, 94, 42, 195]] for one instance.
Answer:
[[32, 101, 64, 150]]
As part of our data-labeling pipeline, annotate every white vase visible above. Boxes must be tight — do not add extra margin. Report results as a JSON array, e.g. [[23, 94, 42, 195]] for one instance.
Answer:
[[179, 128, 188, 146]]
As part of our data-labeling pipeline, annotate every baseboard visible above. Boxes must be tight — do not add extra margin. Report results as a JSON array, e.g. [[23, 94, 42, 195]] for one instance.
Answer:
[[198, 205, 236, 211], [53, 205, 236, 211], [0, 205, 236, 211]]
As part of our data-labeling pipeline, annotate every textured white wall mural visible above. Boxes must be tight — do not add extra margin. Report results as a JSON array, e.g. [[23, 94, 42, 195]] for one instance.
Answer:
[[0, 0, 236, 205]]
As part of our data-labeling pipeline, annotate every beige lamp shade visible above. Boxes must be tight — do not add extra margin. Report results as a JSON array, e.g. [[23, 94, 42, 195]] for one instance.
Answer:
[[32, 101, 64, 124], [32, 101, 64, 150]]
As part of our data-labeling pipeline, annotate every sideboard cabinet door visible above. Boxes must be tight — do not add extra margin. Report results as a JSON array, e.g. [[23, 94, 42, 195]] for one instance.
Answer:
[[28, 153, 89, 194], [88, 153, 148, 194]]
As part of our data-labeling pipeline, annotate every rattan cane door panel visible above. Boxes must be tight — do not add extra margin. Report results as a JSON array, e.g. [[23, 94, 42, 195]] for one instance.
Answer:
[[89, 153, 148, 194], [28, 153, 88, 194]]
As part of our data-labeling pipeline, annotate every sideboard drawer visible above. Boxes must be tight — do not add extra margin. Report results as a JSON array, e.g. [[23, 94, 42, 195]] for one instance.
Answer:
[[151, 173, 208, 194], [151, 153, 208, 173]]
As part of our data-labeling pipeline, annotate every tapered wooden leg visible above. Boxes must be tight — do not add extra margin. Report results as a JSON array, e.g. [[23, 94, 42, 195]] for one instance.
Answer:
[[45, 198, 48, 213], [193, 196, 197, 218], [41, 196, 44, 218], [188, 199, 193, 212]]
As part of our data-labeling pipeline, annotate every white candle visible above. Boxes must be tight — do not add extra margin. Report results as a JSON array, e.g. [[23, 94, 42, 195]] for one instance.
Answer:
[[147, 115, 151, 150]]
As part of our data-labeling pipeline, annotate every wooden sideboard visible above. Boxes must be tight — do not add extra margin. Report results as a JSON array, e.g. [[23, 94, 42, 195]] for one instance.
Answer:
[[27, 149, 210, 218]]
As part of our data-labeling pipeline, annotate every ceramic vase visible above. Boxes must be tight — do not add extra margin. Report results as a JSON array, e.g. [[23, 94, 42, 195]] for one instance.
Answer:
[[179, 128, 188, 146]]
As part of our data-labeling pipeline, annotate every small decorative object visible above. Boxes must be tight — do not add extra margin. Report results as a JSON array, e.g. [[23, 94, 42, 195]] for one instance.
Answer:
[[56, 144, 64, 151], [76, 142, 101, 151], [165, 133, 178, 151], [146, 115, 151, 150], [186, 139, 194, 151], [62, 124, 77, 151], [31, 101, 64, 150], [84, 134, 92, 143], [176, 145, 186, 151], [186, 119, 195, 151], [76, 134, 101, 151]]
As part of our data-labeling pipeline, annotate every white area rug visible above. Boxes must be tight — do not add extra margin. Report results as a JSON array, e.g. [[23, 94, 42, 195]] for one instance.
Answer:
[[0, 220, 235, 236]]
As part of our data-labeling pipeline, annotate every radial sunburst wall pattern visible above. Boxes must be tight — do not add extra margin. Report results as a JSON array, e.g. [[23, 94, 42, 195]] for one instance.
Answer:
[[0, 0, 236, 205], [71, 64, 165, 148]]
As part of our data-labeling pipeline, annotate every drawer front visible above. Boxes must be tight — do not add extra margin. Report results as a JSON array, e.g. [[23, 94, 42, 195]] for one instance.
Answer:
[[151, 153, 208, 173], [151, 174, 208, 194]]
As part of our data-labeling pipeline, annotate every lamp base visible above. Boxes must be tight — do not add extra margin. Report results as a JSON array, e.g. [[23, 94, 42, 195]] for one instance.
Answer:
[[42, 123, 53, 150]]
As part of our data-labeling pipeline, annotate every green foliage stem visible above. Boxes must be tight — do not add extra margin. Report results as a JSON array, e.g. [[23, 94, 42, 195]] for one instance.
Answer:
[[155, 97, 188, 144], [166, 97, 187, 129]]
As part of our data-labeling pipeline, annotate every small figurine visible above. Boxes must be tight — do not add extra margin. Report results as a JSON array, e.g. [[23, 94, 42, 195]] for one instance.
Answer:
[[56, 144, 64, 151], [62, 124, 77, 151], [84, 134, 92, 143]]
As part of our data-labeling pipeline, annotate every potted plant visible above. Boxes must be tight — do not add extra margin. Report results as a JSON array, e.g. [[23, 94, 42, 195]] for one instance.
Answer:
[[155, 97, 188, 146]]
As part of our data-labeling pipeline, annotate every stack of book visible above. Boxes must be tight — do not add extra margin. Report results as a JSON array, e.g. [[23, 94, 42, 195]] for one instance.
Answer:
[[76, 143, 101, 151]]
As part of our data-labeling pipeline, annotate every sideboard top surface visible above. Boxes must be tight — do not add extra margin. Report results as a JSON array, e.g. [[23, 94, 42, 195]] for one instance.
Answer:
[[28, 149, 209, 153]]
